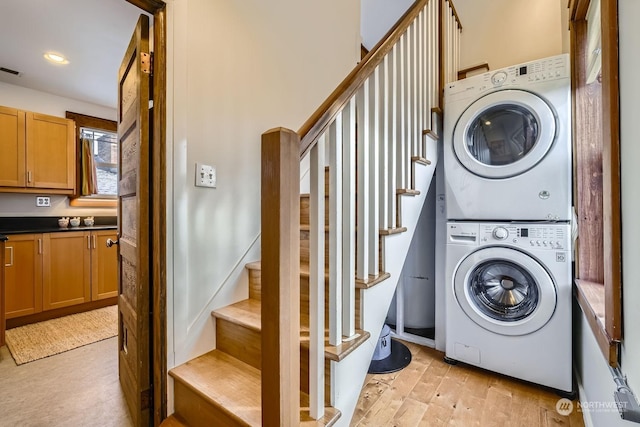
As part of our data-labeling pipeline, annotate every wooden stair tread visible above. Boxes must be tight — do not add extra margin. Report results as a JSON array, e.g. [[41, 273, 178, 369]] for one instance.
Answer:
[[379, 227, 407, 236], [355, 272, 391, 289], [212, 298, 262, 332], [397, 188, 420, 196], [300, 407, 341, 426], [169, 350, 262, 426], [300, 329, 371, 362], [159, 415, 188, 427], [411, 155, 432, 165], [248, 261, 388, 290], [245, 260, 261, 270]]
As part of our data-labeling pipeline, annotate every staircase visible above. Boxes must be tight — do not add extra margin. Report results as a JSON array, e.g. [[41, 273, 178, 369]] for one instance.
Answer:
[[164, 0, 461, 424]]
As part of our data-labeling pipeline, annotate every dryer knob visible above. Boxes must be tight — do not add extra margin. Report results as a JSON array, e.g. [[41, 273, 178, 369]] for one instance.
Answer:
[[492, 227, 508, 240]]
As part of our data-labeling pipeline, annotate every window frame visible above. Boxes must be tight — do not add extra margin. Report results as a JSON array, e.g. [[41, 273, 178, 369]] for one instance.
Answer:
[[65, 111, 118, 207], [569, 0, 622, 367]]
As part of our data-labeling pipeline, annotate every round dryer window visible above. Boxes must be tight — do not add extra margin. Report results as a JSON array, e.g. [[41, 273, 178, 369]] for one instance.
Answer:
[[454, 247, 557, 336], [453, 90, 557, 179]]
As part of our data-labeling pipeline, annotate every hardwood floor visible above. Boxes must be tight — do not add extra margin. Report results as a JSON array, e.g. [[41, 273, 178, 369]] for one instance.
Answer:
[[0, 337, 132, 427], [351, 340, 584, 427]]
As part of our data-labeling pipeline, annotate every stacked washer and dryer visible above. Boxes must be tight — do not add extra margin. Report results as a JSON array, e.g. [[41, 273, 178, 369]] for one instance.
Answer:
[[442, 54, 573, 394]]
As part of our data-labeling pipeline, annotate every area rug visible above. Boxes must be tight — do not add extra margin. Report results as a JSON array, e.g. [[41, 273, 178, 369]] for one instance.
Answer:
[[4, 305, 118, 365]]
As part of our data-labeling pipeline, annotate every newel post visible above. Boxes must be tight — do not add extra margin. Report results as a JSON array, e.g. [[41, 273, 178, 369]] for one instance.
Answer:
[[261, 127, 301, 426]]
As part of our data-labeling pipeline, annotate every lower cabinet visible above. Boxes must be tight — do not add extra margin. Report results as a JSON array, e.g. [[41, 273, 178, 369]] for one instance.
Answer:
[[4, 230, 118, 317], [43, 231, 91, 310], [90, 230, 119, 300], [4, 234, 43, 319]]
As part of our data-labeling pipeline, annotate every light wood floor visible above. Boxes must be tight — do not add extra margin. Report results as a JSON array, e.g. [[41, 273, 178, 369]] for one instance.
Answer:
[[0, 337, 132, 427], [351, 340, 584, 427]]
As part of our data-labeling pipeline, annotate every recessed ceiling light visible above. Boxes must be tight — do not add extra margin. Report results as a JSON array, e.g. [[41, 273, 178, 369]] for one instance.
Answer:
[[44, 52, 69, 65]]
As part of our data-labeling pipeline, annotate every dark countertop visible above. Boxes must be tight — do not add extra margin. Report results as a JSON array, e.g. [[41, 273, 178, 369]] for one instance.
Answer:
[[0, 216, 117, 235]]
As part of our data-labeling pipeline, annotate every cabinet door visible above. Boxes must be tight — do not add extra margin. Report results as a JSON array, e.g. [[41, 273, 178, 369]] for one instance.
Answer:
[[91, 230, 118, 300], [42, 232, 90, 310], [4, 234, 43, 318], [0, 106, 26, 187], [25, 112, 75, 190]]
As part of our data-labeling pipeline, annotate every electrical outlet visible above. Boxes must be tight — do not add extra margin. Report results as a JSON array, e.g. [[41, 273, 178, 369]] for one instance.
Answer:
[[36, 196, 50, 207], [195, 162, 216, 188]]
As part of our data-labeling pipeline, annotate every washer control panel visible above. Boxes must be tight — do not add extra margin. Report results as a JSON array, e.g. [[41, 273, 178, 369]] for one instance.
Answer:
[[447, 222, 570, 251], [480, 224, 567, 250]]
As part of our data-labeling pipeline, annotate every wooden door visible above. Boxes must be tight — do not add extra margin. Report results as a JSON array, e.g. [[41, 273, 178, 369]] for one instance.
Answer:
[[4, 234, 43, 318], [117, 14, 152, 427], [42, 232, 91, 310], [0, 106, 26, 187], [91, 230, 119, 300], [25, 112, 75, 190]]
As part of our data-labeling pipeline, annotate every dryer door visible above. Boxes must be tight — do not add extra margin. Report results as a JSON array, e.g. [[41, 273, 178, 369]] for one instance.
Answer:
[[454, 247, 557, 336], [453, 89, 556, 179]]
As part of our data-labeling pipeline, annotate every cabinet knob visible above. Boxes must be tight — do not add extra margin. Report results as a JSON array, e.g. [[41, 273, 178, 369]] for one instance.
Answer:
[[106, 238, 119, 248]]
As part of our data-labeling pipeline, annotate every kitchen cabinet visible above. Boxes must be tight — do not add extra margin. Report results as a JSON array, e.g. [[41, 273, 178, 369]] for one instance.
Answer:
[[0, 105, 75, 193], [90, 230, 119, 300], [4, 234, 44, 319], [4, 229, 118, 317], [42, 230, 118, 310], [43, 231, 91, 310]]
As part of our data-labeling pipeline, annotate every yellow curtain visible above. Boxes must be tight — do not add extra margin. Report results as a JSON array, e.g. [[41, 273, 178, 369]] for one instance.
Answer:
[[81, 138, 98, 195]]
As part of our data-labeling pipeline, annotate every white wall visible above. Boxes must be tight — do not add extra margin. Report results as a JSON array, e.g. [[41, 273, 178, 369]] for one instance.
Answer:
[[0, 81, 117, 218], [361, 0, 413, 50], [454, 0, 566, 70], [168, 0, 361, 366]]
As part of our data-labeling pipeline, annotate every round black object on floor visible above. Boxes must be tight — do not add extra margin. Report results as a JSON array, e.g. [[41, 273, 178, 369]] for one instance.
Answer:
[[367, 339, 412, 374]]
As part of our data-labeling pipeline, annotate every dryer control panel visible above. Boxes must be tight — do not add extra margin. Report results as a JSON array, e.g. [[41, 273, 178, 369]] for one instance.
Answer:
[[444, 54, 569, 100]]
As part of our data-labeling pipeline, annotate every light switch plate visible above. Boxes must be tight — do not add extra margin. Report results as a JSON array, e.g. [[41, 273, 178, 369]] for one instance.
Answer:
[[195, 162, 216, 188], [36, 196, 50, 207]]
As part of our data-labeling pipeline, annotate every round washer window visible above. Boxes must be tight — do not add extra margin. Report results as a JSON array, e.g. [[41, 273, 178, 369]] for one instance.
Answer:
[[454, 247, 557, 336], [469, 260, 539, 321], [466, 104, 539, 166]]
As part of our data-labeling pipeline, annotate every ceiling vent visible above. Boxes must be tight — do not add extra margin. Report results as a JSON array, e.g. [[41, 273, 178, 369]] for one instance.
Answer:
[[0, 67, 21, 76]]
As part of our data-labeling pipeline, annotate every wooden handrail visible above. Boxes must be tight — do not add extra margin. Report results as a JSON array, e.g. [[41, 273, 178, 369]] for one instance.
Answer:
[[298, 0, 429, 157], [446, 0, 463, 30]]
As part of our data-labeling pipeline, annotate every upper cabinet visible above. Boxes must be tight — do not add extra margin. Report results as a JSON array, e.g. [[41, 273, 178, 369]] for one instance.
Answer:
[[0, 105, 75, 194], [0, 106, 26, 187]]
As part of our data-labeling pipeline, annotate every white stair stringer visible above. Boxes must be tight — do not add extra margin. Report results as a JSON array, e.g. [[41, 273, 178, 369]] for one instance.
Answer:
[[330, 137, 439, 426]]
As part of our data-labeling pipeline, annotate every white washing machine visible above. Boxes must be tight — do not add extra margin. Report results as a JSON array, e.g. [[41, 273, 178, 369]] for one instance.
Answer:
[[445, 221, 573, 393], [443, 54, 571, 221]]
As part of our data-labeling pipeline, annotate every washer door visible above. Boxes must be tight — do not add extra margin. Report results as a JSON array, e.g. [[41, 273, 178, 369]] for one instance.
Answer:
[[453, 90, 556, 179], [454, 247, 557, 336]]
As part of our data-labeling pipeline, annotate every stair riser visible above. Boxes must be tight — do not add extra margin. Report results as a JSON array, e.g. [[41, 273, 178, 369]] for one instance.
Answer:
[[300, 350, 332, 406], [216, 317, 334, 407], [216, 319, 261, 370], [174, 381, 250, 427], [300, 196, 330, 227]]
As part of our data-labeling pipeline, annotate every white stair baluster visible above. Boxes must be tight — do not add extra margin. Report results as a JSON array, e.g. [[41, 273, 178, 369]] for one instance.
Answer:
[[356, 83, 370, 281], [342, 98, 357, 335], [309, 134, 325, 419]]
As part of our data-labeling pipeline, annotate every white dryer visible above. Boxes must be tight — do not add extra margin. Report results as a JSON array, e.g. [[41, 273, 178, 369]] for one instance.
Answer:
[[443, 54, 571, 221], [445, 221, 572, 393]]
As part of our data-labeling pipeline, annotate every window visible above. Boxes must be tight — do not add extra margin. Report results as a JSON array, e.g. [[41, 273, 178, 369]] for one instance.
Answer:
[[66, 111, 118, 207], [80, 127, 118, 195], [570, 0, 621, 366]]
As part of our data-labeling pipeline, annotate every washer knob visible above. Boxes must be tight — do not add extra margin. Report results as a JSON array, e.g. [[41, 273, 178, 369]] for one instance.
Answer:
[[492, 227, 508, 240]]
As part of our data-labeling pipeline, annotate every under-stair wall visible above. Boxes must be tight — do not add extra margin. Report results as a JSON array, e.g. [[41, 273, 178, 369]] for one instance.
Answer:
[[164, 0, 461, 425], [261, 0, 462, 424]]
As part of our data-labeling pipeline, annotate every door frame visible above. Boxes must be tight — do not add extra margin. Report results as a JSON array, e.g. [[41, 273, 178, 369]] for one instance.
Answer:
[[124, 0, 167, 425]]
